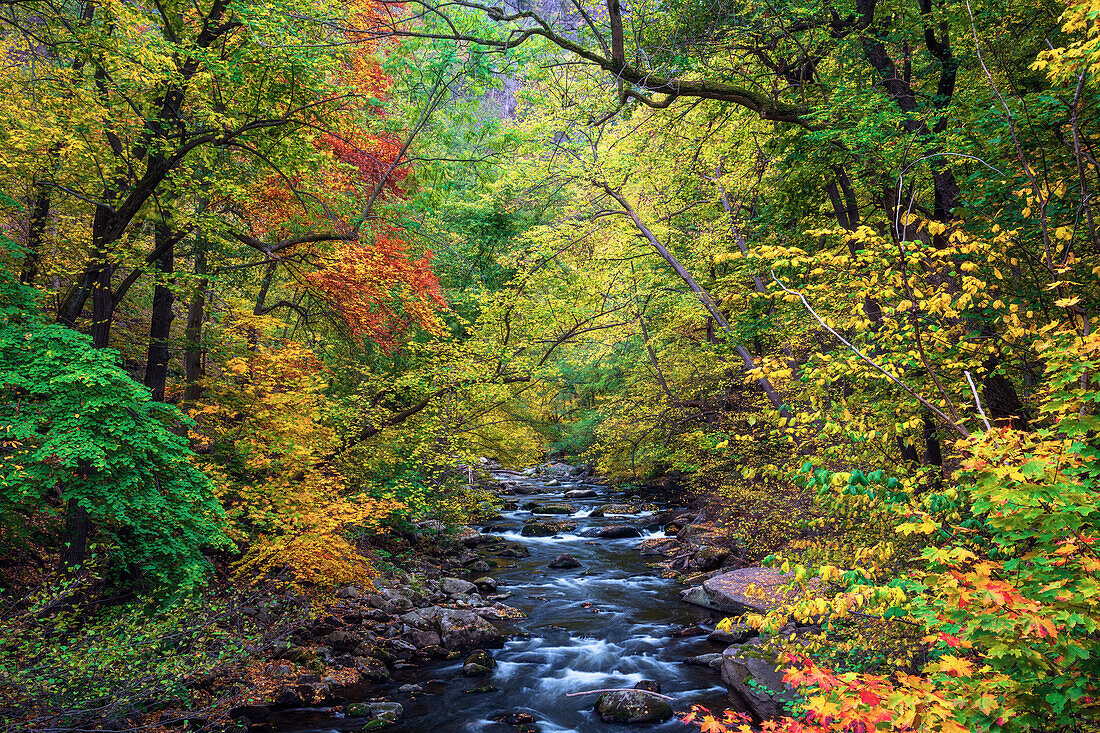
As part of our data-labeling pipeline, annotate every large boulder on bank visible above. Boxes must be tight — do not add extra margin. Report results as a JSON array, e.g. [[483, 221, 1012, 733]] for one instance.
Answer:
[[440, 577, 477, 596], [593, 689, 673, 724], [439, 609, 503, 651], [680, 567, 814, 614], [720, 638, 798, 720]]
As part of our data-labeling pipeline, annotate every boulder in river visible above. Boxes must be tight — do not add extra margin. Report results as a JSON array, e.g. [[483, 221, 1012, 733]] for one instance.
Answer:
[[439, 609, 503, 651], [533, 503, 574, 514], [589, 503, 636, 517], [521, 520, 576, 536], [463, 649, 497, 676], [581, 525, 641, 539], [720, 638, 798, 720], [548, 553, 582, 569], [473, 576, 498, 592], [565, 488, 598, 498], [593, 689, 673, 723]]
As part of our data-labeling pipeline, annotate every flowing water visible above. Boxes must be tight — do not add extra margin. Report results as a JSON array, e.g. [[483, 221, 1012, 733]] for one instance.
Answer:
[[278, 472, 730, 732]]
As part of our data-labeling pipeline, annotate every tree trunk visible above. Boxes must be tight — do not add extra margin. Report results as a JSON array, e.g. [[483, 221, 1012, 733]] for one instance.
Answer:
[[60, 496, 90, 574], [20, 185, 50, 286], [183, 239, 209, 407], [143, 222, 175, 401]]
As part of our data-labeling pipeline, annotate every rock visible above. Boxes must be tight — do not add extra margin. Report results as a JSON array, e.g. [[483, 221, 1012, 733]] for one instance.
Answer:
[[676, 624, 708, 637], [398, 684, 423, 693], [638, 538, 680, 557], [680, 567, 818, 614], [720, 638, 798, 720], [533, 503, 574, 514], [521, 520, 576, 536], [495, 712, 537, 726], [684, 653, 723, 667], [368, 702, 404, 723], [354, 656, 391, 682], [439, 609, 503, 651], [593, 689, 673, 724], [496, 545, 531, 558], [581, 525, 641, 539], [455, 526, 485, 547], [634, 680, 662, 693], [415, 520, 447, 533], [418, 644, 449, 659], [565, 488, 598, 498], [463, 648, 497, 676], [473, 576, 498, 592], [545, 479, 561, 487], [402, 628, 442, 648], [325, 629, 360, 651], [272, 682, 333, 708], [463, 662, 493, 676], [441, 577, 478, 596], [693, 545, 731, 571], [353, 643, 391, 662], [467, 560, 492, 572], [709, 619, 759, 645], [280, 645, 321, 667], [345, 702, 372, 716], [380, 592, 413, 612], [547, 553, 582, 569], [384, 638, 418, 658], [399, 609, 432, 629], [336, 585, 360, 599], [473, 602, 523, 621], [592, 503, 637, 516]]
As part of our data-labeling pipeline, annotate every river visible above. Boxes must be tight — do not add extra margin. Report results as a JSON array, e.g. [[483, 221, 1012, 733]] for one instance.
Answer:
[[278, 471, 730, 732]]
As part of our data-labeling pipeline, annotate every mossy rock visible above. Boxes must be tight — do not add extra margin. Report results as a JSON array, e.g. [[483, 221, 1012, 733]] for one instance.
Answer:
[[593, 690, 673, 723]]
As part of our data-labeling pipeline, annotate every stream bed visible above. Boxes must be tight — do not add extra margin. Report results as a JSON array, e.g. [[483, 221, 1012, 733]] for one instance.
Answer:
[[278, 472, 730, 732]]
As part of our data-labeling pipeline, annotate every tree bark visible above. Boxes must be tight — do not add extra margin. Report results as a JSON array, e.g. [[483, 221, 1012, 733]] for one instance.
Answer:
[[20, 185, 50, 286], [143, 222, 175, 401], [183, 239, 209, 408]]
